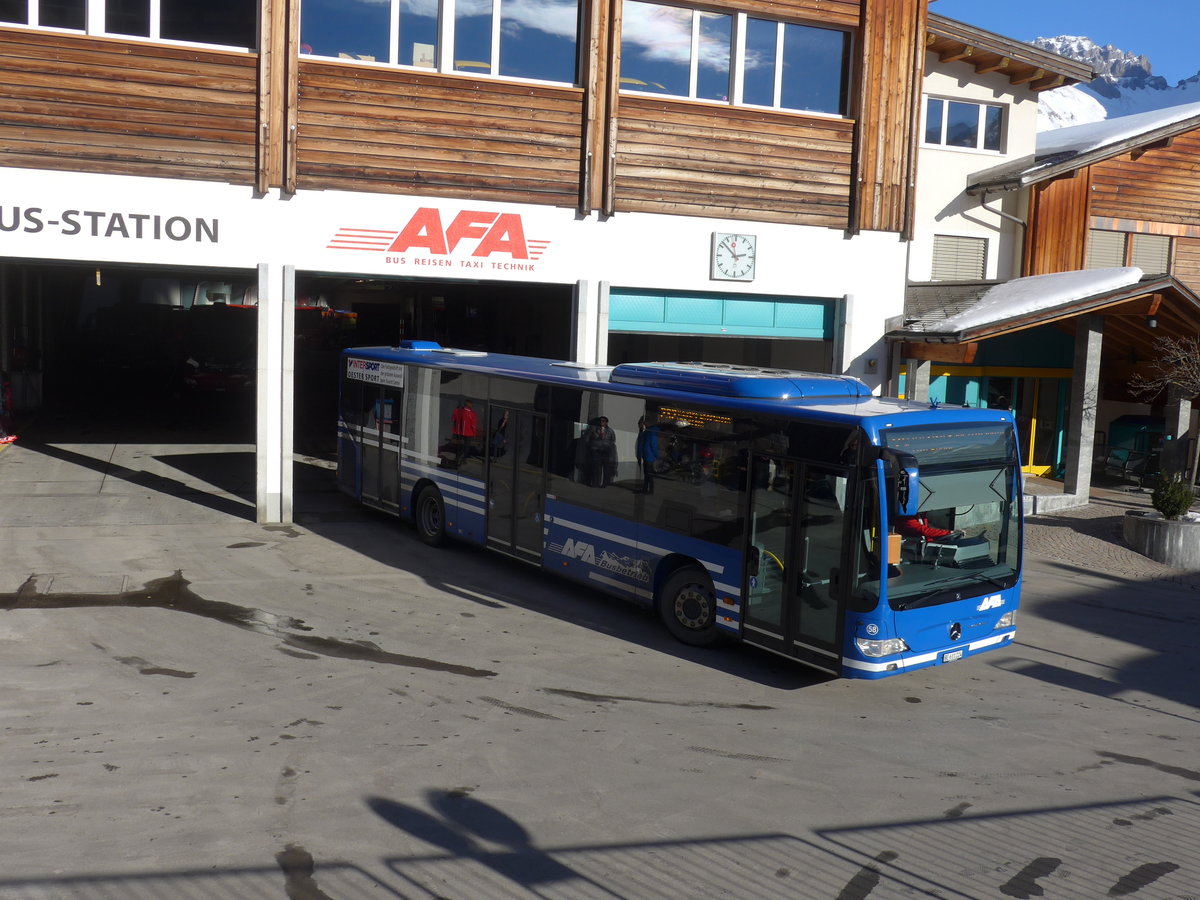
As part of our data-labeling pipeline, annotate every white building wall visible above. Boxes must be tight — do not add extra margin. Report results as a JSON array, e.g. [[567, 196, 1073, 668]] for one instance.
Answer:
[[910, 56, 1041, 283], [2, 166, 909, 520]]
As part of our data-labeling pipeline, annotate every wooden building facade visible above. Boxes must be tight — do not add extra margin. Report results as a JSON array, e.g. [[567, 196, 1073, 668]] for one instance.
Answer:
[[0, 0, 932, 522], [0, 0, 926, 232]]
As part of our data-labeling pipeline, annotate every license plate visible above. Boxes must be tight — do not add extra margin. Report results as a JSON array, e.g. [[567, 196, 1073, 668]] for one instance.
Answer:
[[943, 649, 964, 663]]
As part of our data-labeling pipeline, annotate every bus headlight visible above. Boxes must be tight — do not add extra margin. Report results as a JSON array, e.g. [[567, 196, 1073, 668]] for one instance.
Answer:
[[995, 611, 1015, 628], [855, 637, 910, 658]]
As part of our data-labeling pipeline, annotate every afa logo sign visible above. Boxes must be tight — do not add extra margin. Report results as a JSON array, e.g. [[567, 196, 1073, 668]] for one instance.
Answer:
[[327, 207, 551, 271]]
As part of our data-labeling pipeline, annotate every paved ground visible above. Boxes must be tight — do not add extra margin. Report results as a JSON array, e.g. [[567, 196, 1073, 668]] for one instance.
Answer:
[[2, 436, 1199, 899], [1026, 479, 1200, 586]]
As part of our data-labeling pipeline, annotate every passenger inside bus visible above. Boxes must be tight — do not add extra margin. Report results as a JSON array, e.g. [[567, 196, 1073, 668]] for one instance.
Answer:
[[895, 515, 986, 546]]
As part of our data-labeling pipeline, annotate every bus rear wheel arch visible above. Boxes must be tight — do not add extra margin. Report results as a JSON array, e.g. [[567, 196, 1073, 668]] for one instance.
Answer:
[[414, 484, 446, 546], [658, 565, 719, 647]]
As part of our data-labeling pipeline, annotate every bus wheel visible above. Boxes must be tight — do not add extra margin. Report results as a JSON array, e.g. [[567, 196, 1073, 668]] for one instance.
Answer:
[[659, 566, 719, 647], [414, 486, 446, 546]]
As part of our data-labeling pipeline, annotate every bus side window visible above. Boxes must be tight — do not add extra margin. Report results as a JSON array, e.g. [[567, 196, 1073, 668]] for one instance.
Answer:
[[340, 375, 362, 428], [361, 384, 379, 429]]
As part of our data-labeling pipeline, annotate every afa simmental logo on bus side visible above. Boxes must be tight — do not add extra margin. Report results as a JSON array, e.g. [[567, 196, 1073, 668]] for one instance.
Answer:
[[558, 539, 651, 584], [327, 208, 550, 272]]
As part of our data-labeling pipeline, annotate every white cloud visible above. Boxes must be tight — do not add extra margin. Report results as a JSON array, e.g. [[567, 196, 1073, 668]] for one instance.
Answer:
[[501, 0, 580, 39], [621, 1, 730, 72]]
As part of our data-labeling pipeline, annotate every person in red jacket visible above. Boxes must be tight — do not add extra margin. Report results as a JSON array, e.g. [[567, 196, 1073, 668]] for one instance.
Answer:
[[896, 515, 961, 542], [896, 515, 988, 547]]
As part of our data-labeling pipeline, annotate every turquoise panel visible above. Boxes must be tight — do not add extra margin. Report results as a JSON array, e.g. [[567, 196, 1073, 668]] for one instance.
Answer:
[[775, 302, 828, 333], [666, 296, 725, 325], [609, 289, 832, 339], [975, 326, 1073, 367], [610, 293, 667, 324], [725, 300, 776, 327]]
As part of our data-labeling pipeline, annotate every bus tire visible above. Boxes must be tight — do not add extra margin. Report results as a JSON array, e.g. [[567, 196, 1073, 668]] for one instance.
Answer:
[[658, 566, 719, 647], [414, 485, 446, 547]]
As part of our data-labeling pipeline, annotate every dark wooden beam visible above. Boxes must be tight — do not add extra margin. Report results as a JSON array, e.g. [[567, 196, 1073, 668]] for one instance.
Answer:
[[1132, 137, 1175, 160], [900, 341, 979, 363], [939, 46, 973, 64], [1031, 73, 1066, 92], [975, 58, 1010, 75], [1011, 67, 1046, 86]]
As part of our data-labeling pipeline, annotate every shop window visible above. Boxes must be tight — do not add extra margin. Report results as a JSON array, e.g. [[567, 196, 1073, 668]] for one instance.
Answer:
[[1086, 229, 1172, 274], [924, 97, 1004, 152], [931, 234, 987, 281], [620, 0, 850, 116], [0, 0, 255, 47], [300, 0, 580, 86]]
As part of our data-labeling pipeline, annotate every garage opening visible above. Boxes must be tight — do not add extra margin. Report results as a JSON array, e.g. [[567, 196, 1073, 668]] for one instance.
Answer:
[[1, 260, 258, 444], [293, 274, 574, 455]]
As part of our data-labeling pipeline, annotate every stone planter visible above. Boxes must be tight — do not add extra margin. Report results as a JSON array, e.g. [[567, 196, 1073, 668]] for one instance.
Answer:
[[1124, 510, 1200, 570]]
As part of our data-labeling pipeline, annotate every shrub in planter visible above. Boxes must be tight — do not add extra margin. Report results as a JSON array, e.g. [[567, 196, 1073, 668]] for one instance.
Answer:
[[1151, 473, 1196, 520]]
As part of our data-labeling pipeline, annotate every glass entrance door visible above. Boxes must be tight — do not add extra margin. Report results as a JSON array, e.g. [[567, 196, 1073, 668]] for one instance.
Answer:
[[486, 407, 547, 562]]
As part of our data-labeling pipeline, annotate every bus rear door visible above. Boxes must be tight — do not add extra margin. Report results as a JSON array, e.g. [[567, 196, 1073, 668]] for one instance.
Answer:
[[361, 389, 402, 512], [486, 405, 547, 563], [743, 455, 845, 673]]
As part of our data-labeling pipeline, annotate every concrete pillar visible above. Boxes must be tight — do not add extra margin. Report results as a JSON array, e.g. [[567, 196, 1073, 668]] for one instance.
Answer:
[[571, 279, 608, 365], [886, 343, 902, 397], [255, 262, 295, 525], [1063, 314, 1104, 497], [1162, 385, 1193, 477], [906, 358, 931, 401], [835, 293, 852, 375]]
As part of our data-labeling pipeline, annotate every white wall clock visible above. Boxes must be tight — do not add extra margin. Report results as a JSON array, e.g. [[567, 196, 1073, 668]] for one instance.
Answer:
[[711, 232, 757, 281]]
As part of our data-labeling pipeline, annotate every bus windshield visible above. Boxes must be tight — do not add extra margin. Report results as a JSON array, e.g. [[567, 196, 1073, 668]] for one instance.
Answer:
[[871, 423, 1020, 610]]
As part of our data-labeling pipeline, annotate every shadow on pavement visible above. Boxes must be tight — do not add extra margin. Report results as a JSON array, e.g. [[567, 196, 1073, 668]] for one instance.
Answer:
[[1002, 558, 1200, 713], [13, 439, 256, 522]]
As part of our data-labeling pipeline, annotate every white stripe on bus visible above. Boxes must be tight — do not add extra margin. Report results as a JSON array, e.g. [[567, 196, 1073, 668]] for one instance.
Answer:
[[841, 630, 1016, 673], [551, 516, 726, 576]]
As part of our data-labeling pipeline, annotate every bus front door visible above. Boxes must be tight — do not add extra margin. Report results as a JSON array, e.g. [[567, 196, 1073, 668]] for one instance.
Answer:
[[744, 456, 843, 674], [486, 407, 547, 563]]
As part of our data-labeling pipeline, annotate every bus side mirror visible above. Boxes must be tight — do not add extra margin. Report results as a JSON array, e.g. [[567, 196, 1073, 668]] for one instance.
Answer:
[[880, 449, 920, 517]]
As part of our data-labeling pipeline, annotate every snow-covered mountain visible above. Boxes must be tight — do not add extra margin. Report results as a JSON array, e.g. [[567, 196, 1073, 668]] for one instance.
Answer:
[[1033, 35, 1200, 130]]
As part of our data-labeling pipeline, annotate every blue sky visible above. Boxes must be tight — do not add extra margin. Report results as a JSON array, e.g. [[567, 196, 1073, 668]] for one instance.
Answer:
[[931, 0, 1200, 85]]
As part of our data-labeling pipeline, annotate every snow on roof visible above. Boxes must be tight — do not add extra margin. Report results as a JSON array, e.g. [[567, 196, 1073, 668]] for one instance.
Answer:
[[1039, 101, 1200, 157], [928, 267, 1144, 334]]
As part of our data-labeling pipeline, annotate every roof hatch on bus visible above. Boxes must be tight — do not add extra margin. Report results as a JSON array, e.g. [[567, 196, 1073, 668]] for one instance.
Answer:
[[608, 362, 872, 400]]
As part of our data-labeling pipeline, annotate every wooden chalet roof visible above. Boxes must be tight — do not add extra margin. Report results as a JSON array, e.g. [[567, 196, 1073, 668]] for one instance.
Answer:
[[892, 273, 1200, 372], [967, 103, 1200, 195], [926, 12, 1095, 93]]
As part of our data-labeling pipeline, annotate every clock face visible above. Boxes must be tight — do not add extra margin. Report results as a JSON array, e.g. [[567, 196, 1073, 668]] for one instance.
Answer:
[[712, 233, 756, 281]]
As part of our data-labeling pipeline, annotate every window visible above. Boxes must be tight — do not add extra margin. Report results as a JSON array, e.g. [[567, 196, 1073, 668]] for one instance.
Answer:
[[924, 97, 1003, 152], [932, 234, 988, 280], [1130, 233, 1171, 274], [299, 0, 580, 86], [0, 0, 255, 47], [1085, 229, 1125, 269], [620, 0, 851, 116], [1086, 229, 1173, 274]]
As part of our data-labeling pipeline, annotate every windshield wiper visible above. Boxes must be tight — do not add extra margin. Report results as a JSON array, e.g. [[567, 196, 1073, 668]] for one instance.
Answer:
[[972, 571, 1010, 590], [891, 571, 1013, 611], [893, 591, 957, 612]]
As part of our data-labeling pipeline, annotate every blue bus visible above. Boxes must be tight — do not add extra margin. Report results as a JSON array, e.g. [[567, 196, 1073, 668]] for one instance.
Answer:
[[337, 341, 1021, 678]]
